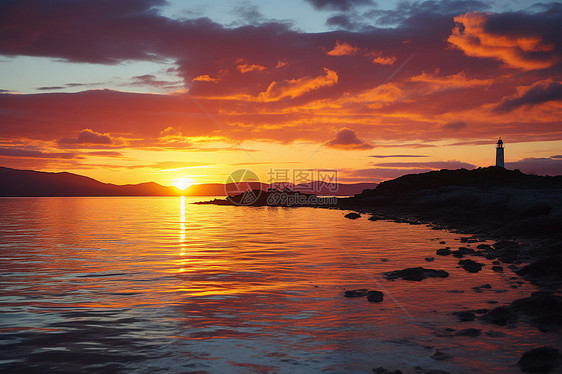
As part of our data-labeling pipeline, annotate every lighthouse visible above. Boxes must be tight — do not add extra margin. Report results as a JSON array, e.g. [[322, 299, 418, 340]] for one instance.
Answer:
[[495, 137, 504, 168]]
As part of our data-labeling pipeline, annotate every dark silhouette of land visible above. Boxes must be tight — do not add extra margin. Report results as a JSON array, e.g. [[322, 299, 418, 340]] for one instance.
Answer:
[[0, 166, 180, 196], [0, 166, 376, 197], [194, 189, 336, 207]]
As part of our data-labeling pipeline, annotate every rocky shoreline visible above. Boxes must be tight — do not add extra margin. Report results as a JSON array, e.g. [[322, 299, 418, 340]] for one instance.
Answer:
[[336, 168, 561, 373]]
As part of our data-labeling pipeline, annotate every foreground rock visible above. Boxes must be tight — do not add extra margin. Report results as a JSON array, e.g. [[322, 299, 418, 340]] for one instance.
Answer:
[[384, 267, 449, 281], [344, 289, 368, 297], [458, 259, 484, 273], [344, 212, 361, 219], [367, 290, 384, 302], [517, 346, 561, 373], [480, 293, 562, 331]]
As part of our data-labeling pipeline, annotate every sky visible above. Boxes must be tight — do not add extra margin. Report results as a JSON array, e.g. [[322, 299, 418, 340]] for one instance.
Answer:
[[1, 0, 561, 188]]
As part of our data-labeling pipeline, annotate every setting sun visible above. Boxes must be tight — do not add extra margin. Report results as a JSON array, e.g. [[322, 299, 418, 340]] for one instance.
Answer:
[[171, 177, 194, 190]]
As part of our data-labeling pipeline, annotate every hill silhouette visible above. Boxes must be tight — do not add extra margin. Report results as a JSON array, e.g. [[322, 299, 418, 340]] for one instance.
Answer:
[[0, 167, 377, 197], [0, 167, 180, 196]]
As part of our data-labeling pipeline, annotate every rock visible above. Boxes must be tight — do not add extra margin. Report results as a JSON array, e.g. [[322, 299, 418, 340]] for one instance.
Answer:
[[447, 290, 464, 293], [425, 257, 434, 262], [431, 350, 452, 361], [517, 346, 561, 373], [384, 267, 449, 281], [458, 259, 484, 273], [477, 244, 492, 250], [458, 247, 476, 255], [480, 306, 512, 326], [454, 328, 481, 337], [439, 241, 446, 244], [491, 266, 504, 272], [516, 256, 562, 289], [345, 212, 361, 219], [452, 311, 475, 322], [367, 290, 384, 302], [479, 283, 492, 289], [436, 248, 451, 256], [344, 289, 368, 297], [509, 293, 562, 331], [451, 250, 464, 258], [372, 367, 402, 374]]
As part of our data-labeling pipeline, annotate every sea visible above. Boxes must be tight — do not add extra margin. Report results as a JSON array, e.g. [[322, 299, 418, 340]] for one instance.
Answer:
[[0, 196, 557, 373]]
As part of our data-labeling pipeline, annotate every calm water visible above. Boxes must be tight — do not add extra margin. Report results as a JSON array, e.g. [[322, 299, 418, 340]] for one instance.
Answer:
[[0, 197, 557, 373]]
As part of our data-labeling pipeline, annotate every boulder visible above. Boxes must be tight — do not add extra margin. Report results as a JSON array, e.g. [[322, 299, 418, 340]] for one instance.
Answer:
[[367, 290, 384, 302], [344, 289, 368, 297], [384, 267, 449, 281], [458, 259, 484, 273], [517, 346, 561, 373], [452, 311, 475, 322], [436, 248, 451, 256]]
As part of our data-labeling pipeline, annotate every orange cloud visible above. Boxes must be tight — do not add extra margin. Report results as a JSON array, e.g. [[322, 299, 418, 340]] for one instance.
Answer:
[[276, 60, 288, 68], [368, 51, 396, 65], [192, 74, 219, 83], [408, 70, 492, 90], [327, 40, 361, 56], [257, 68, 338, 102], [448, 12, 557, 70], [237, 64, 267, 73]]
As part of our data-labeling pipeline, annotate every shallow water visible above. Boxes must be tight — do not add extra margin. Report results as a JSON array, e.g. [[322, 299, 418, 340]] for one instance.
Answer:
[[0, 197, 557, 373]]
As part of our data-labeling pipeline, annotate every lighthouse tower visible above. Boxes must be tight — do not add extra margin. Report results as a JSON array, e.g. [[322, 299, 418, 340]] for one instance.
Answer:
[[495, 137, 504, 168]]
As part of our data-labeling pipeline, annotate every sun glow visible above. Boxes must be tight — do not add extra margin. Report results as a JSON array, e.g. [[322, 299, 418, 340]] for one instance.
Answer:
[[172, 177, 194, 190]]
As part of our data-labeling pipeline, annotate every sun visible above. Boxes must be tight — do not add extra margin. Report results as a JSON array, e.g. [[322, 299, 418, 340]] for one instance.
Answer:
[[171, 177, 194, 190]]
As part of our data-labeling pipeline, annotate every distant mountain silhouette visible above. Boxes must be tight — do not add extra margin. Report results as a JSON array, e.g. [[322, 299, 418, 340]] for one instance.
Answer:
[[0, 167, 377, 197], [0, 167, 180, 196]]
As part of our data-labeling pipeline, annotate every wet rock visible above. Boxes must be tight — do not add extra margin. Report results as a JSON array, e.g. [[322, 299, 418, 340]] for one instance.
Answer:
[[491, 266, 504, 272], [479, 283, 492, 289], [461, 236, 479, 243], [517, 346, 561, 373], [451, 250, 464, 258], [431, 350, 452, 361], [516, 256, 562, 289], [454, 328, 481, 337], [439, 241, 446, 244], [372, 367, 402, 374], [452, 311, 475, 322], [492, 260, 500, 265], [458, 259, 484, 273], [447, 290, 464, 293], [367, 290, 384, 302], [480, 306, 512, 326], [384, 267, 449, 281], [425, 257, 434, 262], [509, 293, 562, 332], [436, 248, 451, 256], [345, 212, 361, 219], [458, 247, 476, 255], [344, 289, 368, 297], [477, 244, 492, 250]]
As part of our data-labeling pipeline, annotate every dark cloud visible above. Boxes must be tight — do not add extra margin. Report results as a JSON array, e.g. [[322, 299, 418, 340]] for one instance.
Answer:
[[442, 121, 467, 130], [0, 147, 79, 159], [36, 86, 66, 91], [130, 74, 180, 88], [369, 154, 428, 158], [231, 3, 266, 24], [372, 160, 476, 169], [506, 157, 562, 176], [58, 129, 116, 145], [496, 81, 562, 112], [85, 151, 124, 157], [326, 128, 372, 150], [364, 0, 489, 27], [305, 0, 374, 12]]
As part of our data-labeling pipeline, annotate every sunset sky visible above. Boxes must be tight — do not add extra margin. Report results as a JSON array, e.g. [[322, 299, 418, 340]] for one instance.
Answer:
[[1, 0, 561, 187]]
